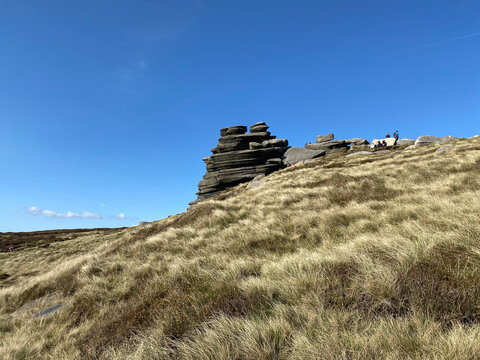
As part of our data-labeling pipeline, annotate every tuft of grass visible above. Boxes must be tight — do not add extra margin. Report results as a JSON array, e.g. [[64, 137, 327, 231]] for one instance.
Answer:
[[396, 242, 480, 325], [325, 174, 399, 206]]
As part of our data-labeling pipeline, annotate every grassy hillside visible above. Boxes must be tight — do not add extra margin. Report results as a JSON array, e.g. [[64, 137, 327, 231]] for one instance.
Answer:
[[2, 138, 480, 359]]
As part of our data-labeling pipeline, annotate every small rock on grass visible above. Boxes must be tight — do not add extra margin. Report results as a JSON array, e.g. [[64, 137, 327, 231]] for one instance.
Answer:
[[33, 303, 65, 318], [436, 145, 454, 153], [246, 175, 266, 189]]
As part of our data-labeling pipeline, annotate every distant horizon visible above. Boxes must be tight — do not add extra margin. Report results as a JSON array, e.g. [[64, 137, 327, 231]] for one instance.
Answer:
[[2, 0, 480, 231], [3, 128, 477, 233], [2, 123, 479, 233]]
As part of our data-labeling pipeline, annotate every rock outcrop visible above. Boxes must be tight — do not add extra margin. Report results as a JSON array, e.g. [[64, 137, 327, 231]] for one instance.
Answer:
[[396, 138, 415, 146], [415, 135, 444, 147], [316, 133, 334, 143], [283, 147, 326, 165], [306, 134, 369, 154], [193, 127, 471, 203], [415, 135, 462, 147], [348, 138, 371, 151], [195, 123, 288, 202]]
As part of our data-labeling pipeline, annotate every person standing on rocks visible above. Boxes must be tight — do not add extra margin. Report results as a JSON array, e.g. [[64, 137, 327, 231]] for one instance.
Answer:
[[393, 130, 399, 140], [386, 132, 391, 138]]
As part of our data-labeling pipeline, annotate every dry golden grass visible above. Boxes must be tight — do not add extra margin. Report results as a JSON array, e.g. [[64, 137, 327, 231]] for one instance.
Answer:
[[2, 139, 480, 359]]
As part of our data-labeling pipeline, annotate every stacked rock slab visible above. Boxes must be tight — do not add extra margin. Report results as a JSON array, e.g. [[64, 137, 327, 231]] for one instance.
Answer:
[[196, 122, 288, 202], [305, 134, 369, 154]]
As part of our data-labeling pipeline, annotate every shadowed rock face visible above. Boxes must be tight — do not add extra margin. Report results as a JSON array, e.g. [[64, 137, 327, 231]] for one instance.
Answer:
[[195, 123, 288, 202]]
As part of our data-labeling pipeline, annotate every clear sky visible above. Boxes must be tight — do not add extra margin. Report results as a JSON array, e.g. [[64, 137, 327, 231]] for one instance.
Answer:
[[1, 0, 479, 232]]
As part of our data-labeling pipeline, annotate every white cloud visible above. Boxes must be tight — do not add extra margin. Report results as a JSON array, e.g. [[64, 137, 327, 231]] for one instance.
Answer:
[[28, 206, 103, 219], [82, 211, 103, 219], [43, 209, 64, 218], [28, 206, 41, 215], [28, 207, 134, 221]]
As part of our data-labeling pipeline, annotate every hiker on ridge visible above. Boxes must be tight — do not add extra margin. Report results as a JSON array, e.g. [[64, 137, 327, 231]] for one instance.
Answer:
[[393, 130, 399, 140], [385, 132, 391, 138]]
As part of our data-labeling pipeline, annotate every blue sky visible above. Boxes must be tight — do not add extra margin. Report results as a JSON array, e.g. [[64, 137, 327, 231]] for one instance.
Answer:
[[1, 0, 479, 232]]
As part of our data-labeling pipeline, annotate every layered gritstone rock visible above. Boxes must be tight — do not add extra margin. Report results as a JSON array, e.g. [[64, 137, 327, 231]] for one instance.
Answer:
[[195, 123, 288, 202], [306, 133, 369, 154]]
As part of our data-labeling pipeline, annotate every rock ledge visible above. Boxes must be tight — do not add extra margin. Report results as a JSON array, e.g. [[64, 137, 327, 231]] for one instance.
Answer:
[[195, 123, 288, 202]]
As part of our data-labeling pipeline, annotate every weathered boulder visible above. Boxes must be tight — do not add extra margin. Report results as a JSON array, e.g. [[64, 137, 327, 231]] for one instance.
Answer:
[[436, 145, 454, 153], [214, 132, 275, 153], [346, 138, 369, 146], [372, 138, 397, 147], [396, 138, 415, 146], [249, 142, 263, 150], [305, 140, 348, 150], [415, 135, 444, 146], [220, 126, 247, 137], [414, 135, 461, 147], [305, 133, 366, 155], [262, 139, 288, 148], [246, 174, 266, 189], [305, 134, 354, 155], [205, 147, 287, 172], [249, 139, 288, 150], [316, 133, 334, 143], [443, 136, 464, 141], [405, 145, 416, 150], [250, 122, 269, 133], [283, 147, 326, 165], [195, 123, 288, 202]]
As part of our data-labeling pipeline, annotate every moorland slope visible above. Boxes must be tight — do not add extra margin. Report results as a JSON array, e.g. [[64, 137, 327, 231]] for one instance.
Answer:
[[2, 138, 480, 359]]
